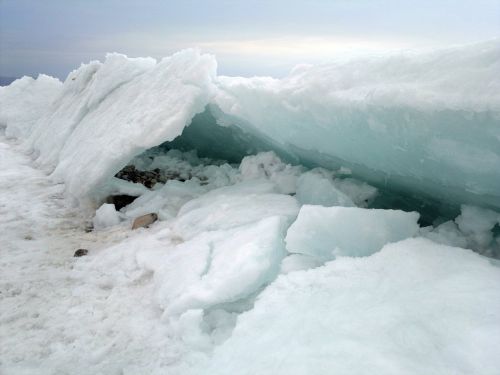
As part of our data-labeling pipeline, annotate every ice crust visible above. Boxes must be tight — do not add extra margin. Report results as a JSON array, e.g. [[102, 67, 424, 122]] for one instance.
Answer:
[[1, 42, 498, 209]]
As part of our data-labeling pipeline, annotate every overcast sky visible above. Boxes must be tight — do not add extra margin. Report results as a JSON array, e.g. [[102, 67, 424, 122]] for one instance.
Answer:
[[1, 0, 499, 79]]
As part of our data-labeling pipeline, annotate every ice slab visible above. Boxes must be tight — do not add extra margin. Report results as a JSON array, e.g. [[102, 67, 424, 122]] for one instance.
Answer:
[[286, 205, 419, 260], [214, 41, 500, 210], [295, 170, 356, 207], [173, 180, 299, 239], [152, 216, 289, 316]]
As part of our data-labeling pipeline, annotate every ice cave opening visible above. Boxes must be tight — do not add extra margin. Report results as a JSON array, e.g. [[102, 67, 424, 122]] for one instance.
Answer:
[[114, 106, 459, 227]]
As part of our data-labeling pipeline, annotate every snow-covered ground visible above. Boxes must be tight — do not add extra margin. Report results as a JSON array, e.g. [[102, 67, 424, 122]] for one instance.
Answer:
[[0, 135, 173, 374], [1, 133, 500, 374]]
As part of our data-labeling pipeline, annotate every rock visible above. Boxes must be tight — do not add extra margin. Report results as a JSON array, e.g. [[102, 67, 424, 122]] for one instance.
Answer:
[[106, 194, 138, 210], [74, 249, 88, 257], [115, 164, 187, 189], [132, 213, 158, 230]]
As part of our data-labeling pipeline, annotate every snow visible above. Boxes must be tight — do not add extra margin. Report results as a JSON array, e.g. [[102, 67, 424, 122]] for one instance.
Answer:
[[93, 203, 122, 230], [286, 205, 420, 261], [1, 40, 500, 374], [1, 50, 217, 201], [0, 74, 62, 139], [1, 42, 498, 210], [1, 130, 500, 374], [195, 238, 500, 375]]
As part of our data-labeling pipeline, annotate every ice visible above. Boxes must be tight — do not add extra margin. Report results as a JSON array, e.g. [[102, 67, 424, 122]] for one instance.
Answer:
[[295, 169, 356, 207], [421, 220, 469, 249], [239, 151, 304, 194], [214, 40, 500, 210], [286, 205, 420, 260], [0, 75, 62, 138], [153, 216, 289, 316], [332, 177, 378, 207], [279, 253, 323, 274], [455, 205, 500, 256], [0, 50, 217, 201], [173, 180, 299, 239], [1, 42, 498, 212], [93, 203, 122, 230], [25, 53, 156, 169], [1, 41, 500, 374], [194, 238, 500, 375], [121, 179, 206, 220], [422, 204, 500, 257]]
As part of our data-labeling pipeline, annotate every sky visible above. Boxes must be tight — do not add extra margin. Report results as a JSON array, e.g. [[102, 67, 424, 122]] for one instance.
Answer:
[[1, 0, 499, 79]]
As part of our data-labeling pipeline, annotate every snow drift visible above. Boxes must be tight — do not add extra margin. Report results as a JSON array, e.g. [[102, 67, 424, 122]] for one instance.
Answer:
[[1, 41, 499, 212]]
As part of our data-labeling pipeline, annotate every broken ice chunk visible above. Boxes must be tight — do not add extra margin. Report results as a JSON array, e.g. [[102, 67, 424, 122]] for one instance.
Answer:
[[286, 205, 419, 261], [296, 170, 355, 207]]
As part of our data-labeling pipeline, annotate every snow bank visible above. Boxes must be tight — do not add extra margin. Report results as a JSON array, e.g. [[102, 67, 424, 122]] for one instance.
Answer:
[[195, 238, 500, 375], [286, 205, 420, 260]]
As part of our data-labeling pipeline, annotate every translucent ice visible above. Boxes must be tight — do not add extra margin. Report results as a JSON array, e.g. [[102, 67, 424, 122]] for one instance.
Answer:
[[286, 205, 420, 260], [1, 42, 498, 212]]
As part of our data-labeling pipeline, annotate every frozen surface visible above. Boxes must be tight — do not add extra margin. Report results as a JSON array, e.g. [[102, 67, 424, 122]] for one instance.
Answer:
[[1, 132, 500, 373], [196, 238, 500, 375], [1, 41, 500, 374], [286, 205, 420, 260], [0, 42, 498, 210]]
